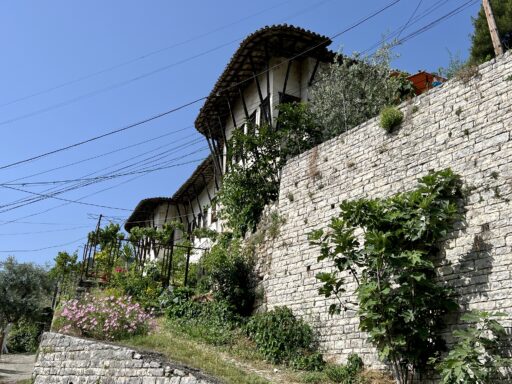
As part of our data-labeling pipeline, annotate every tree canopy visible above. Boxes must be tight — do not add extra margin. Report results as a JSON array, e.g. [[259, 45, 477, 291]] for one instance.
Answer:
[[470, 0, 512, 64], [0, 256, 53, 328]]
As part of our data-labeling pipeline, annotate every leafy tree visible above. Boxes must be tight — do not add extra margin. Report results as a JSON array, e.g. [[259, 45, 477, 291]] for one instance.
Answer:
[[198, 234, 256, 316], [309, 169, 463, 384], [218, 103, 323, 237], [0, 257, 53, 354], [309, 46, 413, 140], [470, 0, 512, 64], [49, 251, 80, 302], [218, 123, 283, 237]]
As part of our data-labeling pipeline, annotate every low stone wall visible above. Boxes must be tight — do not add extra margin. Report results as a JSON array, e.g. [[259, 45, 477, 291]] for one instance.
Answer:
[[33, 332, 219, 384]]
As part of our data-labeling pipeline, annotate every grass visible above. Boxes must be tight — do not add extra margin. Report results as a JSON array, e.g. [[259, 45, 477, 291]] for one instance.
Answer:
[[124, 319, 270, 384], [123, 318, 394, 384]]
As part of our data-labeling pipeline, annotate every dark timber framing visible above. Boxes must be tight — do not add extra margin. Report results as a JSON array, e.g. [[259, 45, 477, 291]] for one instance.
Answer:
[[249, 54, 269, 123], [238, 85, 250, 121], [308, 58, 320, 87], [281, 60, 293, 102]]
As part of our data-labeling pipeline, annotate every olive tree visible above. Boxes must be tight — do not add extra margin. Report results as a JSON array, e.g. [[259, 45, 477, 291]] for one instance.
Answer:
[[0, 256, 53, 354]]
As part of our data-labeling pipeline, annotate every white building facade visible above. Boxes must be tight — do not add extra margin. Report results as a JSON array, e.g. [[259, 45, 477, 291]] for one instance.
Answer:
[[125, 25, 334, 255]]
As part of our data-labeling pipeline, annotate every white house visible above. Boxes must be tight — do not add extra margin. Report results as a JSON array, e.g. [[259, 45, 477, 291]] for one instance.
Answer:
[[125, 25, 334, 255]]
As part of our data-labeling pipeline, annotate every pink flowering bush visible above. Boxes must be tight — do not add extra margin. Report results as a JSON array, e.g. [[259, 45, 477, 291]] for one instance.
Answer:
[[55, 293, 155, 341]]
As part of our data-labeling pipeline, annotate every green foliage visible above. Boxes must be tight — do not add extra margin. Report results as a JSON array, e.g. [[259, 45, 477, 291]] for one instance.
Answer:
[[325, 354, 364, 384], [310, 169, 463, 384], [309, 45, 413, 139], [7, 319, 41, 353], [108, 261, 164, 309], [49, 251, 80, 303], [198, 234, 255, 316], [218, 103, 325, 238], [276, 102, 323, 159], [167, 298, 240, 346], [219, 123, 282, 237], [246, 307, 323, 370], [128, 221, 182, 244], [437, 51, 468, 80], [436, 311, 511, 384], [0, 256, 53, 329], [470, 0, 512, 65], [56, 292, 154, 341], [290, 352, 326, 372], [379, 107, 404, 132]]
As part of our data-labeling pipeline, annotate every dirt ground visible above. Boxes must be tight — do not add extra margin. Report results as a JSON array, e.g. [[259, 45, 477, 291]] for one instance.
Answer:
[[0, 354, 35, 384]]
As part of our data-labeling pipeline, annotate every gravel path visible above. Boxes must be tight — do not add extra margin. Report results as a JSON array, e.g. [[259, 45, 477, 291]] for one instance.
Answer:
[[0, 354, 35, 384]]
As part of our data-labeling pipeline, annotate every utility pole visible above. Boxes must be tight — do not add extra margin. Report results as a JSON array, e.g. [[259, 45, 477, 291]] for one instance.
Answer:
[[482, 0, 504, 56]]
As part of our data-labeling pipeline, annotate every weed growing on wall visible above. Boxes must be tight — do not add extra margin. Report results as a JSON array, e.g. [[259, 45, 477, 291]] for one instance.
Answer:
[[309, 169, 464, 384], [379, 107, 404, 132]]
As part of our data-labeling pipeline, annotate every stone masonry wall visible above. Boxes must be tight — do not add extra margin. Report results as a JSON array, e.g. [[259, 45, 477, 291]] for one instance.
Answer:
[[260, 51, 512, 368], [32, 332, 219, 384]]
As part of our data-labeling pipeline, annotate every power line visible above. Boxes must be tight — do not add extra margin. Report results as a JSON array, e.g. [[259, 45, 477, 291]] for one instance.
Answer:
[[0, 135, 205, 209], [0, 0, 335, 127], [0, 96, 206, 171], [0, 0, 401, 173], [0, 151, 207, 213], [0, 38, 240, 127], [362, 0, 478, 56], [396, 0, 479, 46], [0, 125, 194, 185], [0, 226, 90, 236], [397, 0, 424, 39], [0, 236, 85, 253], [0, 0, 294, 110]]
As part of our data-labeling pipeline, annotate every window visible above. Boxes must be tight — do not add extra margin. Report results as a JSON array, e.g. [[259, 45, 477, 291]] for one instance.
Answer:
[[278, 92, 301, 105]]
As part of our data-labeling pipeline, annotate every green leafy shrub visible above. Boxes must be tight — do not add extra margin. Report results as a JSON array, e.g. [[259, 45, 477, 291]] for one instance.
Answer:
[[379, 106, 403, 132], [290, 351, 325, 372], [108, 262, 163, 309], [301, 371, 330, 383], [166, 298, 240, 346], [55, 292, 154, 341], [325, 354, 364, 383], [310, 169, 463, 384], [246, 306, 323, 369], [436, 311, 511, 384], [7, 319, 41, 353], [198, 235, 255, 316]]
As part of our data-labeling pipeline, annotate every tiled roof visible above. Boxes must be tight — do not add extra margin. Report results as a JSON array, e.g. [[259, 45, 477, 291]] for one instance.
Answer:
[[194, 24, 334, 139], [124, 197, 175, 232]]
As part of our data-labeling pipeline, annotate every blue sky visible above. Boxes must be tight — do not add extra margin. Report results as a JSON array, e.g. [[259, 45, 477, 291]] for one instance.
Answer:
[[0, 0, 481, 265]]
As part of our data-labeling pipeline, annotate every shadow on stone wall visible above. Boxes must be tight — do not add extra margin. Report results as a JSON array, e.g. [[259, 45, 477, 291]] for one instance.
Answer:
[[457, 225, 494, 308]]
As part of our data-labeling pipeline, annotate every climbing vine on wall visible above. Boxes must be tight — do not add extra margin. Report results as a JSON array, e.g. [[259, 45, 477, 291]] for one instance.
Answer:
[[309, 169, 464, 384]]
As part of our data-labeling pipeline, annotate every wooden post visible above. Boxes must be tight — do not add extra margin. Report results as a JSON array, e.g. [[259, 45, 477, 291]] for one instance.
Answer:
[[482, 0, 504, 56], [184, 241, 192, 287]]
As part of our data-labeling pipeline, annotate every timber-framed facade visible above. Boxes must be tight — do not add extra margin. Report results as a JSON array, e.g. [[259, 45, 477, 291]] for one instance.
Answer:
[[126, 25, 335, 256]]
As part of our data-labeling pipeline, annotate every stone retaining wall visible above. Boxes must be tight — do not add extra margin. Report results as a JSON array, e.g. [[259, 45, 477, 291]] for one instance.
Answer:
[[33, 332, 219, 384], [259, 50, 512, 369]]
